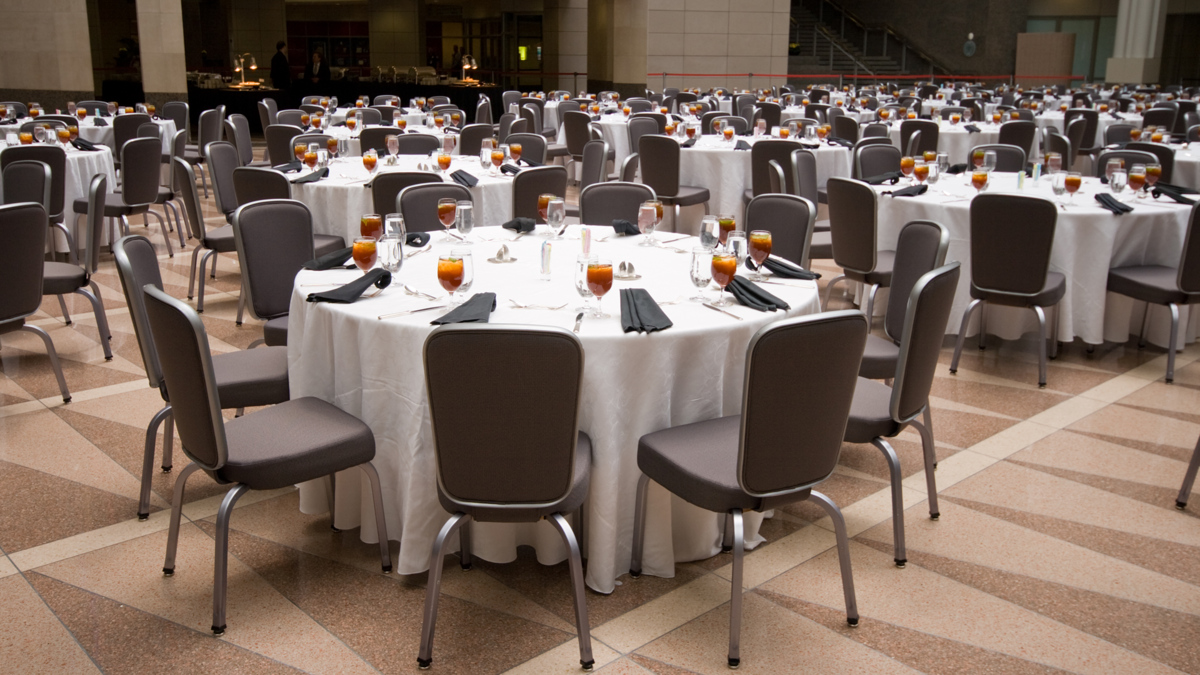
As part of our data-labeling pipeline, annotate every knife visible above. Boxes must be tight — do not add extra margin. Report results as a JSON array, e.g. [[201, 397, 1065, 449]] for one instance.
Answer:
[[703, 302, 743, 320], [378, 305, 446, 320], [572, 311, 584, 333]]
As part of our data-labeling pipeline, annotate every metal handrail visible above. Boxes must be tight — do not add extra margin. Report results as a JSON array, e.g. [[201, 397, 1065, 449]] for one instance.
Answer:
[[813, 24, 874, 77], [805, 0, 952, 76]]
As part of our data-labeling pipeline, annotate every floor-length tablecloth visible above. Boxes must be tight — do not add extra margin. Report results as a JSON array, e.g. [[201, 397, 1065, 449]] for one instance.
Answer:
[[0, 143, 118, 252]]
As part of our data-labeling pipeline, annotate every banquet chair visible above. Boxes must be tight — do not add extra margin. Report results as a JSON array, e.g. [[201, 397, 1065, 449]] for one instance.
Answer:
[[299, 104, 325, 116], [501, 91, 521, 112], [1103, 123, 1136, 145], [205, 141, 242, 223], [675, 91, 699, 108], [566, 140, 612, 219], [22, 118, 69, 133], [969, 144, 1026, 172], [1173, 101, 1197, 135], [359, 127, 400, 155], [292, 133, 332, 153], [78, 101, 108, 116], [299, 96, 325, 105], [418, 325, 594, 670], [1008, 108, 1035, 122], [113, 113, 152, 166], [1190, 125, 1200, 143], [1112, 97, 1136, 113], [627, 117, 659, 155], [162, 101, 191, 145], [744, 193, 817, 269], [146, 286, 390, 637], [1126, 141, 1176, 183], [256, 101, 272, 135], [512, 166, 568, 223], [42, 173, 113, 360], [355, 107, 383, 126], [1, 161, 51, 222], [862, 123, 889, 139], [227, 114, 269, 167], [833, 115, 860, 143], [1181, 110, 1198, 136], [997, 120, 1037, 161], [232, 166, 290, 206], [853, 143, 902, 180], [1142, 107, 1177, 132], [639, 135, 710, 230], [396, 134, 440, 155], [791, 147, 828, 208], [621, 153, 640, 182], [0, 145, 66, 226], [1064, 109, 1101, 169], [506, 132, 548, 165], [939, 106, 967, 119], [899, 119, 938, 156], [714, 116, 749, 135], [700, 111, 724, 135], [475, 96, 492, 125], [0, 203, 71, 401], [1093, 149, 1157, 178], [496, 113, 516, 143], [231, 199, 319, 347], [178, 158, 236, 314], [824, 177, 895, 322], [627, 99, 653, 114], [563, 110, 593, 174], [371, 172, 441, 215], [276, 110, 304, 127], [950, 194, 1063, 388], [579, 181, 656, 225], [522, 104, 554, 140], [265, 124, 303, 165], [807, 103, 831, 124], [1179, 435, 1200, 510], [846, 262, 961, 566], [399, 183, 472, 233], [179, 107, 223, 196], [827, 106, 847, 126], [630, 112, 667, 134], [745, 140, 800, 205], [755, 102, 782, 129], [114, 234, 290, 518], [373, 95, 398, 106], [456, 123, 493, 156], [630, 311, 867, 669], [508, 118, 529, 135], [1107, 203, 1200, 383], [369, 105, 396, 125], [81, 137, 175, 256]]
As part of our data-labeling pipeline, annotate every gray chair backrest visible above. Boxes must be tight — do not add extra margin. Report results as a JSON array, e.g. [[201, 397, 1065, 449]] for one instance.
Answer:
[[969, 143, 1026, 172], [228, 114, 255, 166], [20, 120, 66, 135], [277, 110, 304, 127], [399, 183, 472, 233], [579, 181, 656, 225], [737, 311, 867, 497], [833, 115, 859, 143], [1064, 109, 1097, 148], [424, 325, 585, 508], [1043, 127, 1071, 162], [520, 104, 544, 137], [508, 118, 529, 135], [630, 112, 667, 133], [359, 127, 397, 155], [142, 285, 228, 471], [1142, 107, 1176, 131], [627, 99, 653, 114], [300, 96, 323, 105], [458, 123, 493, 156], [505, 132, 547, 165], [1093, 149, 1157, 178], [563, 110, 591, 156], [161, 101, 189, 142], [1179, 204, 1200, 295], [2, 160, 50, 212], [1065, 116, 1087, 159], [1126, 141, 1175, 183], [1104, 123, 1136, 145], [767, 159, 786, 194], [396, 134, 440, 155], [1, 146, 66, 221], [0, 203, 48, 324], [700, 111, 723, 135], [475, 97, 492, 125], [356, 107, 383, 126], [621, 153, 639, 182], [79, 173, 107, 274], [512, 166, 567, 222], [579, 140, 609, 190], [497, 113, 516, 143], [502, 91, 521, 111], [137, 123, 162, 144], [854, 143, 901, 180], [756, 102, 782, 129], [173, 158, 203, 240], [373, 95, 399, 106], [827, 177, 878, 275], [233, 167, 290, 207], [372, 171, 442, 216], [114, 113, 152, 155], [750, 140, 799, 198], [113, 234, 167, 388], [257, 101, 272, 136], [900, 119, 938, 156], [121, 137, 162, 207], [970, 194, 1057, 297], [745, 194, 816, 268], [76, 101, 105, 115], [890, 262, 962, 423], [627, 117, 659, 153], [299, 104, 325, 116], [198, 106, 225, 150], [995, 119, 1035, 158], [1188, 124, 1200, 143], [369, 105, 396, 124], [790, 148, 819, 205], [265, 124, 304, 165], [231, 199, 316, 319], [884, 220, 949, 343], [862, 122, 889, 139], [638, 135, 681, 197], [715, 115, 748, 135], [204, 141, 241, 216]]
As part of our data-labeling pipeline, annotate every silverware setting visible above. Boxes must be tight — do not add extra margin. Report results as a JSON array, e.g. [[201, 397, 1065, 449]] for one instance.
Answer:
[[508, 300, 568, 310], [403, 284, 439, 300], [377, 304, 446, 320], [572, 311, 584, 333], [703, 302, 743, 320], [405, 245, 432, 258]]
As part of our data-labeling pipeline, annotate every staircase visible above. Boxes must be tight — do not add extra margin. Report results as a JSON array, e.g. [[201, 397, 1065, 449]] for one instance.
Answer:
[[788, 0, 949, 79]]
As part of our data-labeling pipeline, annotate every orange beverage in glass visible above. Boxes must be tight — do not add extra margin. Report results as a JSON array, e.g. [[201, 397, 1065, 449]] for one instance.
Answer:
[[327, 137, 338, 156], [817, 125, 829, 139], [879, 109, 890, 120], [56, 128, 70, 145], [590, 104, 600, 114], [397, 118, 407, 129], [623, 106, 631, 117], [451, 113, 461, 126], [434, 116, 444, 129], [346, 117, 357, 131], [950, 114, 961, 125], [1146, 164, 1162, 186], [509, 143, 522, 162], [19, 132, 32, 144], [992, 112, 1002, 123], [1009, 111, 1020, 120], [923, 150, 937, 162], [686, 125, 696, 139], [1130, 128, 1142, 141], [1064, 172, 1082, 194], [304, 148, 318, 168], [660, 107, 669, 114], [29, 108, 40, 118], [352, 238, 377, 271], [75, 108, 86, 121], [717, 215, 736, 245], [972, 148, 986, 167], [437, 198, 457, 227], [490, 149, 503, 169], [437, 256, 465, 292], [294, 143, 307, 161], [300, 113, 310, 127], [779, 127, 789, 139], [1061, 104, 1069, 112], [361, 213, 383, 240], [907, 112, 917, 119], [653, 200, 664, 223], [439, 152, 453, 172], [1151, 132, 1164, 143], [355, 100, 364, 108], [1099, 104, 1108, 113], [914, 162, 929, 183], [538, 193, 554, 221], [971, 170, 989, 192], [362, 151, 378, 172], [900, 156, 915, 176], [748, 231, 772, 267], [68, 126, 78, 141], [664, 123, 676, 135], [320, 98, 329, 108], [723, 127, 734, 141], [586, 261, 614, 297], [711, 253, 737, 289]]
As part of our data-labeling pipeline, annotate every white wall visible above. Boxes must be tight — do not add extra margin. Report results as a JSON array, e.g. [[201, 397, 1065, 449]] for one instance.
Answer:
[[0, 0, 95, 94]]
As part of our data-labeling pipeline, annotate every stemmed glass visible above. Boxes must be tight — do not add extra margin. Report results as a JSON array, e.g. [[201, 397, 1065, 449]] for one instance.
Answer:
[[1045, 152, 1062, 175], [1109, 168, 1127, 197], [690, 247, 713, 301], [304, 143, 320, 169], [1064, 171, 1083, 203], [360, 213, 383, 240], [585, 258, 614, 318], [1145, 163, 1162, 195], [538, 193, 554, 226], [982, 150, 997, 173], [747, 230, 772, 281], [1128, 164, 1147, 198], [438, 151, 453, 174], [546, 198, 565, 239], [456, 201, 475, 242], [711, 251, 738, 306], [437, 198, 458, 240], [378, 233, 404, 273], [1105, 158, 1124, 183], [489, 148, 504, 176], [971, 168, 989, 194], [900, 156, 915, 182], [327, 136, 339, 160], [386, 134, 400, 164], [637, 202, 657, 246], [699, 216, 720, 251], [437, 249, 473, 306], [362, 149, 378, 174], [352, 237, 378, 272], [913, 160, 929, 186], [385, 213, 405, 239], [574, 255, 596, 312], [717, 214, 736, 247]]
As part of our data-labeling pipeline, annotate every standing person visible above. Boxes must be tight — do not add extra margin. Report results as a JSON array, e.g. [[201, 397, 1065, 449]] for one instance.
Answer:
[[451, 45, 461, 70], [305, 49, 330, 85], [270, 40, 290, 89]]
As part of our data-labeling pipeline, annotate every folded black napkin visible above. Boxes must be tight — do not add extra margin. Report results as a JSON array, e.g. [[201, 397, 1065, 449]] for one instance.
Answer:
[[407, 232, 430, 247], [727, 276, 789, 312], [304, 246, 354, 270], [612, 219, 640, 235], [0, 119, 15, 125], [602, 109, 621, 115], [307, 269, 392, 303], [620, 289, 673, 333], [681, 137, 697, 148], [273, 161, 303, 173], [864, 171, 903, 185], [1154, 184, 1198, 204], [745, 256, 821, 280], [450, 170, 478, 187], [734, 140, 752, 151], [946, 163, 971, 175], [828, 137, 855, 147], [291, 167, 328, 184], [431, 292, 496, 325], [799, 141, 822, 149], [963, 124, 981, 133], [1153, 181, 1199, 195], [885, 184, 928, 197], [520, 157, 543, 167], [71, 138, 100, 152], [500, 163, 521, 175], [502, 217, 535, 232], [92, 118, 108, 127], [1110, 112, 1123, 120], [671, 114, 685, 123], [1095, 193, 1133, 214]]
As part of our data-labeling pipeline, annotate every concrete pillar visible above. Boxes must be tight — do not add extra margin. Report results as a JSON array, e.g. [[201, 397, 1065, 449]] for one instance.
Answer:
[[545, 0, 588, 93], [0, 0, 95, 110], [588, 0, 647, 97], [369, 0, 421, 73], [137, 0, 189, 108], [1106, 0, 1169, 83]]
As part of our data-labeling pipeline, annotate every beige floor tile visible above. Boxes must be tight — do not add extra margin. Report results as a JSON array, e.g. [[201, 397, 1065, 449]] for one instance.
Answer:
[[1068, 403, 1200, 449], [593, 574, 732, 654], [500, 638, 621, 674], [710, 524, 836, 589], [0, 575, 99, 673], [50, 383, 168, 429], [967, 420, 1057, 460], [592, 656, 657, 674], [1120, 380, 1200, 418], [1025, 395, 1110, 429], [1013, 429, 1200, 494]]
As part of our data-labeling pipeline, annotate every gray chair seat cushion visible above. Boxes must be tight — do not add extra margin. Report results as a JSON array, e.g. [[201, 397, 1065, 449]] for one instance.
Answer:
[[661, 185, 710, 207], [845, 249, 894, 287], [153, 187, 175, 205], [859, 334, 900, 380], [843, 376, 901, 443], [971, 271, 1065, 308], [813, 219, 830, 233], [638, 416, 809, 514], [565, 204, 580, 218], [212, 345, 290, 410], [1108, 265, 1198, 306], [202, 225, 237, 252], [314, 234, 346, 257], [546, 143, 570, 159], [264, 315, 289, 347], [219, 397, 374, 490], [72, 193, 147, 217], [42, 262, 87, 295], [439, 432, 592, 523], [809, 230, 832, 260]]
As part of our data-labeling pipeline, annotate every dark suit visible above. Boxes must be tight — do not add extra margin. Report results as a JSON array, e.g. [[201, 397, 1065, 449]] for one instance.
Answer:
[[271, 51, 290, 89], [304, 59, 330, 85]]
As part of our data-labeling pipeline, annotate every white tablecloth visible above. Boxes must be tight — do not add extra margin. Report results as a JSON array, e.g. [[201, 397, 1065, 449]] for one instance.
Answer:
[[331, 106, 426, 129], [291, 155, 515, 238], [3, 116, 175, 155], [287, 226, 821, 592], [872, 171, 1199, 348], [1170, 143, 1200, 191], [321, 125, 455, 158], [558, 114, 633, 170], [1033, 111, 1144, 148], [0, 142, 118, 252], [886, 120, 1002, 164]]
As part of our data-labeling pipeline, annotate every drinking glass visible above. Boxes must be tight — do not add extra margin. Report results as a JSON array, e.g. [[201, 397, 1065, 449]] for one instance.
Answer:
[[489, 149, 503, 175], [546, 198, 565, 239], [363, 149, 378, 173], [723, 126, 735, 142], [972, 148, 986, 168], [574, 255, 596, 312], [480, 149, 492, 170], [437, 198, 458, 239], [294, 142, 307, 162], [57, 127, 70, 146], [690, 247, 713, 301], [1145, 163, 1162, 191], [971, 169, 989, 194], [456, 201, 475, 241], [360, 213, 383, 240], [982, 150, 997, 173], [509, 142, 522, 163], [650, 199, 664, 234], [439, 151, 453, 173], [926, 160, 940, 185], [755, 119, 767, 137], [1051, 171, 1067, 198], [1105, 158, 1124, 182], [637, 203, 657, 246], [726, 230, 747, 268], [67, 126, 78, 141], [1130, 127, 1142, 141], [302, 113, 312, 129], [33, 126, 46, 143], [386, 134, 399, 161], [747, 230, 772, 281], [586, 258, 614, 317], [385, 213, 405, 239], [1046, 152, 1063, 174], [717, 214, 737, 247], [437, 249, 473, 305], [913, 160, 929, 184], [937, 153, 950, 176], [1128, 164, 1147, 197], [900, 155, 915, 180], [305, 143, 320, 169], [76, 107, 86, 122], [1064, 171, 1082, 202], [352, 237, 378, 272], [1109, 169, 1127, 195], [537, 193, 555, 223], [378, 234, 404, 273], [699, 216, 720, 251], [711, 252, 738, 306]]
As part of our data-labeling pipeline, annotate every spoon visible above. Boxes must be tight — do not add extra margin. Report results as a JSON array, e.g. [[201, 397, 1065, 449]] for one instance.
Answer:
[[403, 284, 438, 300]]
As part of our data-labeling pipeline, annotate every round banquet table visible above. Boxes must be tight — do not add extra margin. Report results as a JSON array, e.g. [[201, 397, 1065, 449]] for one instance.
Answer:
[[291, 155, 515, 239], [4, 116, 176, 155], [331, 107, 427, 129], [1033, 110, 1143, 149], [871, 171, 1200, 348], [1169, 143, 1200, 191], [0, 142, 117, 252], [558, 113, 632, 171], [286, 226, 821, 592], [886, 119, 1002, 164], [318, 124, 455, 158]]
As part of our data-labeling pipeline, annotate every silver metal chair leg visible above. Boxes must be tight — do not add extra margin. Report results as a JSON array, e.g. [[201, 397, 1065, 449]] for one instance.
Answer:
[[166, 201, 186, 248], [212, 483, 250, 635], [1138, 304, 1150, 348], [864, 283, 879, 327], [823, 275, 847, 308], [1167, 303, 1180, 384], [923, 406, 935, 470], [120, 215, 131, 237], [458, 512, 474, 571], [871, 437, 906, 566], [162, 412, 174, 472], [247, 338, 266, 349], [722, 512, 734, 552], [978, 302, 987, 350], [195, 250, 216, 312], [908, 414, 939, 519], [76, 283, 113, 360], [1033, 305, 1049, 388], [629, 473, 650, 577], [1177, 435, 1200, 509], [236, 284, 246, 325], [149, 209, 174, 257], [808, 491, 859, 626], [196, 163, 209, 197], [418, 512, 470, 669], [18, 325, 69, 402], [138, 405, 172, 519], [358, 462, 392, 572], [322, 474, 339, 531], [163, 461, 201, 573], [187, 245, 204, 300], [548, 512, 595, 671], [949, 298, 983, 375], [727, 509, 744, 669], [1049, 305, 1059, 359], [56, 294, 72, 325], [210, 250, 219, 279]]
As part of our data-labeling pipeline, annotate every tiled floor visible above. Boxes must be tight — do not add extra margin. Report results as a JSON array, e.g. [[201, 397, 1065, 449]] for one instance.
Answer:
[[3, 153, 1200, 674]]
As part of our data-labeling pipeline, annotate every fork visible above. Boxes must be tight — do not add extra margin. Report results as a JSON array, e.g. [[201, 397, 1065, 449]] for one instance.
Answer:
[[508, 300, 568, 310], [404, 284, 439, 300], [405, 245, 432, 258]]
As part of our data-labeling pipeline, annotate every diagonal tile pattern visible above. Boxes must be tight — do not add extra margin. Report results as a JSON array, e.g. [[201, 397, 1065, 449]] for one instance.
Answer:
[[2, 142, 1200, 673]]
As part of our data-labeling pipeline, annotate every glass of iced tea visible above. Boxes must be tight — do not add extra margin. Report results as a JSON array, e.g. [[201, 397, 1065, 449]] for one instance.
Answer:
[[352, 237, 378, 272], [294, 143, 307, 162], [1064, 171, 1082, 202], [972, 148, 986, 168], [397, 117, 407, 130], [711, 252, 738, 306], [686, 123, 697, 139], [361, 213, 383, 240], [900, 155, 916, 179], [56, 127, 70, 146], [718, 215, 737, 246], [586, 259, 614, 317], [623, 106, 631, 117], [818, 125, 830, 139], [1130, 127, 1142, 141], [304, 143, 319, 169], [971, 169, 989, 193], [327, 137, 339, 158], [360, 149, 376, 174], [68, 126, 79, 141], [923, 150, 937, 163], [437, 198, 458, 237], [489, 149, 503, 175], [76, 107, 86, 122], [509, 142, 522, 163], [18, 132, 32, 145], [1129, 164, 1147, 195], [1146, 163, 1162, 193], [723, 126, 734, 141], [537, 193, 554, 223], [913, 160, 929, 184], [747, 230, 772, 280], [879, 109, 890, 121]]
